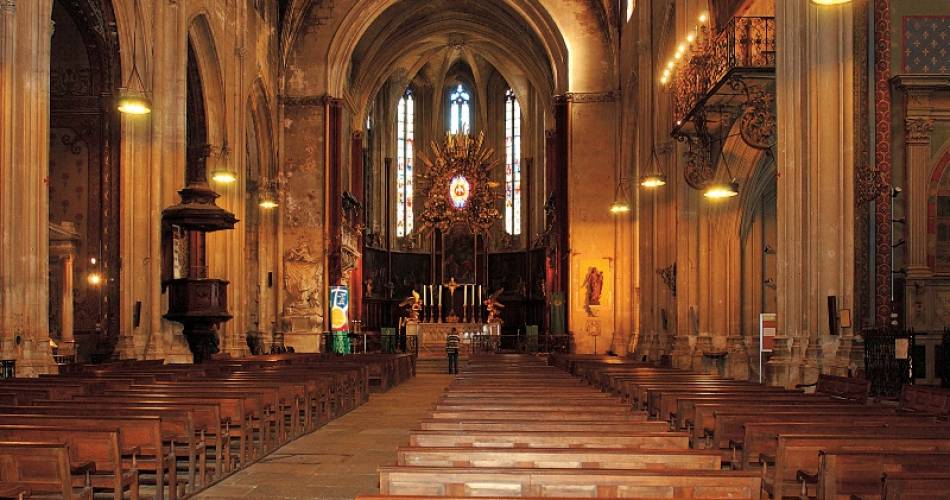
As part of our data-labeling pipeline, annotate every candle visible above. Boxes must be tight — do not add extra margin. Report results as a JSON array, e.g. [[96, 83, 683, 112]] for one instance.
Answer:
[[423, 286, 427, 306], [438, 285, 443, 306], [478, 285, 482, 305], [464, 285, 469, 307]]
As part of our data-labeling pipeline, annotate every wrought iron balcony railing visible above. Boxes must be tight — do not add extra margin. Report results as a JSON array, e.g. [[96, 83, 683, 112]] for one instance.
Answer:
[[671, 16, 776, 132]]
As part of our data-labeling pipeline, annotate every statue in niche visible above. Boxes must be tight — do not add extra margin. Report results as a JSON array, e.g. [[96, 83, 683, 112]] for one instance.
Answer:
[[582, 266, 604, 316], [283, 237, 322, 317]]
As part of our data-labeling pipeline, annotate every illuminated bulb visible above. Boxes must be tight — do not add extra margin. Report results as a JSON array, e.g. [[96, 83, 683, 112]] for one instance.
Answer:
[[211, 168, 238, 184], [87, 272, 103, 286], [667, 60, 675, 70], [674, 51, 683, 61], [703, 181, 740, 199], [90, 257, 97, 265], [609, 201, 631, 214], [677, 43, 687, 53], [640, 174, 667, 189], [687, 33, 696, 43], [259, 199, 278, 210], [810, 0, 851, 4], [698, 12, 709, 23], [117, 92, 152, 115]]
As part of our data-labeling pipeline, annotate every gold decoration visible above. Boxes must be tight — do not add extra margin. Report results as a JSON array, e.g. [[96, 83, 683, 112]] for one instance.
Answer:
[[415, 132, 502, 234]]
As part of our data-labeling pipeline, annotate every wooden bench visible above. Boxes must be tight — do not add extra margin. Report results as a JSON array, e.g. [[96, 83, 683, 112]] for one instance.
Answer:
[[0, 426, 138, 500], [396, 447, 721, 469], [418, 419, 669, 433], [816, 450, 950, 500], [763, 434, 950, 499], [796, 373, 870, 403], [408, 430, 689, 450], [378, 467, 762, 498], [899, 385, 950, 420], [0, 442, 93, 499], [881, 472, 950, 499]]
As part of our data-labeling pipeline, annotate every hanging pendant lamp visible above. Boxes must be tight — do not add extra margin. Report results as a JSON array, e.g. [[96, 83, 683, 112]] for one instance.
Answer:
[[117, 15, 151, 115]]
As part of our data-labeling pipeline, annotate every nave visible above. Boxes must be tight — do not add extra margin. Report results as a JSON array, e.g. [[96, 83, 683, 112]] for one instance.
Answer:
[[358, 354, 950, 500]]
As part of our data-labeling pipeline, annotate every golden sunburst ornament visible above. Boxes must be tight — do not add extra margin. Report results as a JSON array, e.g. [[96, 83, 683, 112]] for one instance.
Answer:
[[415, 132, 502, 234]]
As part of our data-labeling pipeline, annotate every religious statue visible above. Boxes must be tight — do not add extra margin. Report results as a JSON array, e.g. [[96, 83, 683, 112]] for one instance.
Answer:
[[582, 266, 604, 316], [398, 290, 422, 323], [283, 238, 321, 317], [484, 288, 505, 324]]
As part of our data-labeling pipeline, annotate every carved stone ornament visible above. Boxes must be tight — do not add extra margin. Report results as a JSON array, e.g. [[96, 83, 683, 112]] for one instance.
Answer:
[[905, 117, 935, 144], [657, 263, 677, 297], [738, 85, 777, 149], [283, 238, 323, 317], [681, 135, 714, 190]]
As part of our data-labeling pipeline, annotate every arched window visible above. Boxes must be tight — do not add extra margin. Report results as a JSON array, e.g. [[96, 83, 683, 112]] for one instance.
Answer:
[[396, 88, 414, 237], [449, 84, 471, 134], [504, 89, 521, 235]]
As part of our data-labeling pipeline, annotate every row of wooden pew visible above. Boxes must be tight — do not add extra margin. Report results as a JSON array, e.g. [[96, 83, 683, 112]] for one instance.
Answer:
[[359, 353, 950, 499], [359, 354, 764, 500], [0, 353, 414, 499], [555, 354, 950, 499]]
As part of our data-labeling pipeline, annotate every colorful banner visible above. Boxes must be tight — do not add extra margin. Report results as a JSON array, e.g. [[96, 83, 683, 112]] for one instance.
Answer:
[[330, 286, 351, 354]]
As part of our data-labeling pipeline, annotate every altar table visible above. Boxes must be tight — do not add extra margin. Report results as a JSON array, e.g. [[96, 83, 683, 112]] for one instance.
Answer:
[[406, 322, 500, 359]]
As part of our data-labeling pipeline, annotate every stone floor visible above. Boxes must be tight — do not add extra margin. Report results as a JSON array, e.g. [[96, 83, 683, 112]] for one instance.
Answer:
[[194, 373, 453, 500]]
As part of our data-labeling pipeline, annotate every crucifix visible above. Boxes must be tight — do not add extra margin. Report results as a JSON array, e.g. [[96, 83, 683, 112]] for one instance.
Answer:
[[443, 277, 461, 322]]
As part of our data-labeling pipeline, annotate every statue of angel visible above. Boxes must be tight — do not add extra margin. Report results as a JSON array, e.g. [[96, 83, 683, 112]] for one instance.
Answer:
[[484, 288, 506, 324]]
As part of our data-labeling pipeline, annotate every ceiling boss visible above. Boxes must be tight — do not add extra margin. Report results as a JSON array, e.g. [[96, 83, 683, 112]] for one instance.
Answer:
[[415, 132, 503, 234]]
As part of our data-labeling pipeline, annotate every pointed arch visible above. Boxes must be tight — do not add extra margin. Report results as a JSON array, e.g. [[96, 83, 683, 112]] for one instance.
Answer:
[[186, 13, 227, 149]]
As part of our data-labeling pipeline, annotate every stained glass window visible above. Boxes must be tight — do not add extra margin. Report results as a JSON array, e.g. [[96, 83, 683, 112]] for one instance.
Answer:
[[449, 84, 471, 134], [396, 88, 414, 237], [505, 89, 521, 235]]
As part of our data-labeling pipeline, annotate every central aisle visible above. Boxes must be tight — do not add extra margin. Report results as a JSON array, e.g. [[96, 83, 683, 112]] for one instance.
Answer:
[[194, 373, 454, 500]]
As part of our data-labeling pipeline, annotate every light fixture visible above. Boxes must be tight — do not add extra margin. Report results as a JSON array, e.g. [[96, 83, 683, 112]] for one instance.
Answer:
[[258, 179, 279, 209], [703, 180, 739, 199], [87, 272, 103, 286], [640, 148, 667, 189], [810, 0, 851, 4], [609, 201, 631, 214], [117, 12, 151, 115], [211, 168, 238, 184], [698, 12, 709, 24], [610, 176, 631, 215]]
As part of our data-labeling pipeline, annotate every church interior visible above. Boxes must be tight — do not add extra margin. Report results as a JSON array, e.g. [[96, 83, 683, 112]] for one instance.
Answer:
[[2, 0, 950, 498]]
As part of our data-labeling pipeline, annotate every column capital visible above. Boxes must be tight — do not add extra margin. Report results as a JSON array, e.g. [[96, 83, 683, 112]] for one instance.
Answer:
[[905, 117, 935, 144], [0, 1, 14, 12]]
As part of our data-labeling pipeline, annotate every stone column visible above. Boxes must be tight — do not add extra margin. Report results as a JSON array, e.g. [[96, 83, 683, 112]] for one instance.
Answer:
[[903, 115, 935, 278], [49, 223, 79, 357], [773, 0, 855, 387], [0, 0, 56, 374]]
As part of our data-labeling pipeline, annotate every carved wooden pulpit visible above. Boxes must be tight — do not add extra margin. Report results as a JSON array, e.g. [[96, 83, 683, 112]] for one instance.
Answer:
[[162, 145, 238, 362]]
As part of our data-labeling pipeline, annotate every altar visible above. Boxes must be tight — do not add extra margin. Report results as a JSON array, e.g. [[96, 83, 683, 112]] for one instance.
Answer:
[[407, 322, 500, 359]]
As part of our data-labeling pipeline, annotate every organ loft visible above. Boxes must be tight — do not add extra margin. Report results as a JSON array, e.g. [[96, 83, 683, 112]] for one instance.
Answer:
[[1, 0, 950, 498]]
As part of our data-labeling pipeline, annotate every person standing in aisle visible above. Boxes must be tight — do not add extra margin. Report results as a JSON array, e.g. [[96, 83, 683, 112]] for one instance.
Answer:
[[446, 328, 461, 374]]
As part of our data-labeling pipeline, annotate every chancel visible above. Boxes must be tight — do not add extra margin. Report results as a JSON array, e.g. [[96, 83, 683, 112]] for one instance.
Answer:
[[2, 0, 950, 498]]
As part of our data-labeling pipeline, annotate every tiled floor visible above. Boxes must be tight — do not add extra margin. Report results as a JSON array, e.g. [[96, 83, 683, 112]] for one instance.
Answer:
[[194, 373, 453, 500]]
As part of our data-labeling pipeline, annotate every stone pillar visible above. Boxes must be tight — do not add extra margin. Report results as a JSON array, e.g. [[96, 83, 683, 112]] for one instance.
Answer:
[[903, 114, 935, 278], [279, 96, 327, 352], [0, 0, 56, 374], [49, 223, 79, 357], [774, 0, 855, 387]]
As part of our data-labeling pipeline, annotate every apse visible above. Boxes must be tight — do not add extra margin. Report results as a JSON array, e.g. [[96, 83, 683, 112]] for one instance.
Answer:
[[352, 0, 557, 341]]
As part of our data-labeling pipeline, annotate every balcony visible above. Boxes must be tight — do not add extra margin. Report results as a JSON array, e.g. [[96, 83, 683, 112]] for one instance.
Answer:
[[671, 16, 776, 137]]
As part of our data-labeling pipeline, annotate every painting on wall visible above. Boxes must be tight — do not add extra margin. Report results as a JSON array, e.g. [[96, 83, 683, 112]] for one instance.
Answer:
[[571, 257, 614, 353]]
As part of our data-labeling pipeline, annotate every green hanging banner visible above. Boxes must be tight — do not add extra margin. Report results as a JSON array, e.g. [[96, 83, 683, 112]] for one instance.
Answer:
[[330, 286, 351, 354]]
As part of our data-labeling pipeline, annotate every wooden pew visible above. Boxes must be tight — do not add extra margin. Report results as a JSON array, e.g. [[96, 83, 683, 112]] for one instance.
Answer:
[[881, 472, 950, 499], [0, 426, 137, 500], [418, 419, 669, 433], [762, 434, 950, 500], [408, 430, 689, 450], [816, 450, 950, 500], [796, 374, 870, 403], [899, 385, 950, 420], [378, 467, 762, 498], [0, 442, 93, 499], [396, 447, 721, 469]]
